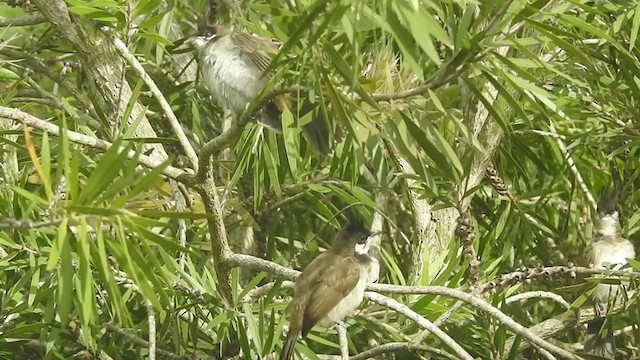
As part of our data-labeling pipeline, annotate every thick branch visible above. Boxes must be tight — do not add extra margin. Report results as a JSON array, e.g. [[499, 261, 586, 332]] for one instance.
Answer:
[[198, 171, 234, 301], [377, 122, 432, 282], [33, 0, 169, 163]]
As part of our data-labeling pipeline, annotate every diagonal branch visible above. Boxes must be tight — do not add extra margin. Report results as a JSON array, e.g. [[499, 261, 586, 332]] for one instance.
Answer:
[[105, 27, 199, 171], [548, 122, 597, 212], [0, 106, 186, 180], [364, 292, 474, 360]]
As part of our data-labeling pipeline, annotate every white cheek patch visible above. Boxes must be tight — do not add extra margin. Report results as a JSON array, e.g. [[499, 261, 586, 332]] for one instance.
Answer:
[[355, 241, 370, 255]]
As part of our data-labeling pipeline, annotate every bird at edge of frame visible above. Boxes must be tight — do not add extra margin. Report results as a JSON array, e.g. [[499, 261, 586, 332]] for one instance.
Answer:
[[279, 220, 381, 360], [184, 20, 332, 156], [582, 186, 636, 359]]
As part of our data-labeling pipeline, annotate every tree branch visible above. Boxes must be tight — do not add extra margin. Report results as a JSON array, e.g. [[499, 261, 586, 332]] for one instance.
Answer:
[[364, 292, 474, 360], [105, 27, 199, 171], [0, 106, 186, 180], [0, 14, 47, 26], [368, 284, 579, 359], [336, 322, 349, 359], [0, 48, 99, 122], [549, 122, 597, 212], [505, 291, 571, 309], [376, 122, 432, 283], [350, 342, 459, 360], [105, 324, 190, 360], [33, 0, 169, 164]]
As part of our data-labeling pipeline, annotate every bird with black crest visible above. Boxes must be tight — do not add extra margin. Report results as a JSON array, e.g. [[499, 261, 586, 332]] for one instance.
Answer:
[[582, 186, 636, 358], [279, 219, 380, 360]]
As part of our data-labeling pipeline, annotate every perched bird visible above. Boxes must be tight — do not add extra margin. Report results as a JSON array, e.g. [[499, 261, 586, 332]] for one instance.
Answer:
[[583, 188, 636, 358], [279, 221, 380, 360], [186, 24, 331, 155]]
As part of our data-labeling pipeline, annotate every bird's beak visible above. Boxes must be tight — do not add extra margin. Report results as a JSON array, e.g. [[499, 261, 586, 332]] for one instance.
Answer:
[[368, 230, 383, 238], [168, 36, 196, 54]]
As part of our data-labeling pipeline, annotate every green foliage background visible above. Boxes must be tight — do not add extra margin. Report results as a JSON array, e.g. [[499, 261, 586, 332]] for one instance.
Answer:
[[1, 0, 640, 359]]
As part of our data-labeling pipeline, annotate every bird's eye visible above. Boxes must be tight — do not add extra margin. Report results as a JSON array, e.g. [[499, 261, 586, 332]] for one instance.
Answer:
[[359, 235, 368, 242]]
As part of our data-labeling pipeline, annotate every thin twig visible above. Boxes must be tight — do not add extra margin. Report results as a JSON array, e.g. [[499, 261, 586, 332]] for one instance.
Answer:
[[229, 253, 300, 281], [367, 56, 468, 102], [0, 106, 187, 181], [146, 300, 156, 360], [518, 129, 567, 140], [0, 217, 62, 229], [503, 297, 630, 355], [105, 27, 199, 171], [104, 324, 190, 360], [413, 288, 479, 343], [0, 15, 47, 26], [0, 48, 98, 120], [505, 291, 571, 309], [169, 180, 188, 269], [548, 123, 597, 212], [350, 342, 459, 360], [376, 122, 431, 283], [367, 285, 579, 359], [364, 292, 474, 360], [111, 268, 218, 342]]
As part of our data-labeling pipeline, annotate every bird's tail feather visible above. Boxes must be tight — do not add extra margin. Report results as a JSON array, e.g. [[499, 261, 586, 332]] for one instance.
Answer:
[[298, 100, 330, 156], [584, 318, 615, 358], [279, 326, 300, 360], [262, 94, 330, 156], [258, 101, 284, 132]]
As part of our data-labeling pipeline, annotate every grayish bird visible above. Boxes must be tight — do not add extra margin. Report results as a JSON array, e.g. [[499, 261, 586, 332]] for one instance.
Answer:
[[186, 25, 331, 155], [279, 221, 380, 360], [583, 188, 635, 358]]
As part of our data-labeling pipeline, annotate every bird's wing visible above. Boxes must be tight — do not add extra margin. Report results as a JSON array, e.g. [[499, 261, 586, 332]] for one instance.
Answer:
[[583, 241, 597, 267], [232, 31, 279, 74], [301, 257, 362, 336]]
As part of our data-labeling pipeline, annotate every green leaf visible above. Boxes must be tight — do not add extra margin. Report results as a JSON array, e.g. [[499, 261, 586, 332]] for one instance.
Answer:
[[56, 218, 73, 327], [77, 140, 132, 205], [0, 67, 21, 80]]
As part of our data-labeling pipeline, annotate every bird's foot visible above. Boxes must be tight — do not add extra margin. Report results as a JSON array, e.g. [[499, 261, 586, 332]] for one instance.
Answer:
[[331, 321, 347, 331]]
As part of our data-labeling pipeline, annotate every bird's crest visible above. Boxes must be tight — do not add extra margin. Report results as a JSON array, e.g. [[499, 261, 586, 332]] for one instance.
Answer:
[[597, 186, 618, 216], [343, 218, 370, 237]]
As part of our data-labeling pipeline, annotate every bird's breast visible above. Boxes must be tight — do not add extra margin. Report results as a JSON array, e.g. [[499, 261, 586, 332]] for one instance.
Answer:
[[588, 238, 636, 303], [590, 239, 635, 268], [200, 46, 265, 114], [321, 268, 369, 326]]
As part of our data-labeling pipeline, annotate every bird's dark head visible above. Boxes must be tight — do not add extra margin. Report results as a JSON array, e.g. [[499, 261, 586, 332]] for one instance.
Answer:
[[332, 219, 376, 255], [185, 24, 229, 50], [596, 186, 620, 236]]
